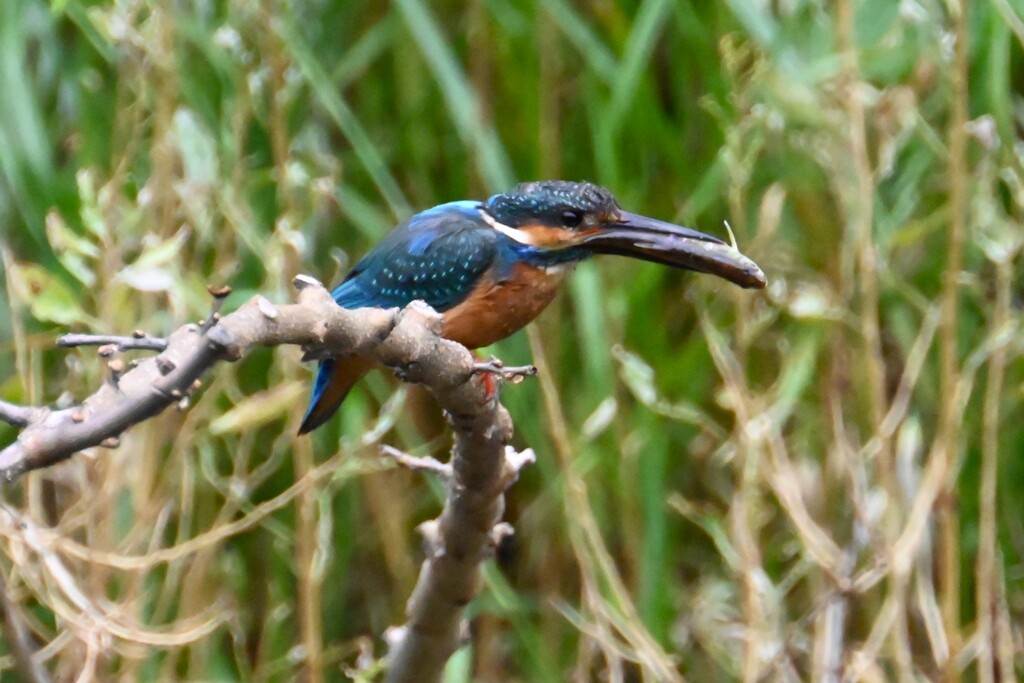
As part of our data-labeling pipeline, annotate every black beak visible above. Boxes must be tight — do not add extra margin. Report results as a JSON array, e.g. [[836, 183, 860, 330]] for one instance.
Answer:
[[575, 211, 767, 289]]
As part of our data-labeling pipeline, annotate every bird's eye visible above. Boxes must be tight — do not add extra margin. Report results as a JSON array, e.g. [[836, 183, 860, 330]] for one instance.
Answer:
[[561, 210, 583, 228]]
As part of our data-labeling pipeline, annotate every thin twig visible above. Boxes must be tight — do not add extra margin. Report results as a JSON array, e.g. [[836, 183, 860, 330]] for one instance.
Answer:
[[57, 333, 168, 352], [380, 445, 452, 479], [472, 359, 538, 382], [0, 401, 38, 428], [198, 284, 232, 333]]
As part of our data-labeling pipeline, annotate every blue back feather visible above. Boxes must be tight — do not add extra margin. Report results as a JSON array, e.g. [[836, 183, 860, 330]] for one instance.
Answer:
[[330, 201, 502, 313]]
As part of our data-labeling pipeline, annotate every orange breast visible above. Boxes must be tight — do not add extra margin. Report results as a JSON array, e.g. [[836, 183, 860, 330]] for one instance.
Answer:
[[441, 262, 570, 349]]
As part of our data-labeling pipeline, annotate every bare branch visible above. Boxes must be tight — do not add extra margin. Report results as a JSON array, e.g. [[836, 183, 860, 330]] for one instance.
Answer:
[[383, 441, 531, 683], [0, 279, 400, 480], [1, 275, 536, 683]]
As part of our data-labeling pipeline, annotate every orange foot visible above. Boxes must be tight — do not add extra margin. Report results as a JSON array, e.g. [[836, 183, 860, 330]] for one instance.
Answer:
[[473, 353, 498, 400]]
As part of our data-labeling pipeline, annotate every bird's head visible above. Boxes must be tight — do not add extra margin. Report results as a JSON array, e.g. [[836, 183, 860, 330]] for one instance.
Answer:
[[483, 180, 766, 289]]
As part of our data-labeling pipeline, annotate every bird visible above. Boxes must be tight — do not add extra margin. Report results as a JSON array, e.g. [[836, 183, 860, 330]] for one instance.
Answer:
[[299, 180, 765, 434]]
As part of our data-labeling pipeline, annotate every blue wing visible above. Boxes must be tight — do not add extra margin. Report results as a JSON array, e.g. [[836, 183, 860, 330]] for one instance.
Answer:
[[330, 201, 500, 312], [300, 201, 500, 433]]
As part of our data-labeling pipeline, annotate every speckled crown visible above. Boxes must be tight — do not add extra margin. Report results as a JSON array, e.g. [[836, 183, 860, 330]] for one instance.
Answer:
[[485, 181, 619, 226]]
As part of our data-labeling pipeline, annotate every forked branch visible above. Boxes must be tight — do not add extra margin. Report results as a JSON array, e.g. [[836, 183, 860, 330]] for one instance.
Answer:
[[0, 276, 533, 683]]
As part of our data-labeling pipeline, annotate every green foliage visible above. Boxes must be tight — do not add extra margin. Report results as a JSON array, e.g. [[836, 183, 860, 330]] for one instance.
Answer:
[[0, 0, 1021, 680]]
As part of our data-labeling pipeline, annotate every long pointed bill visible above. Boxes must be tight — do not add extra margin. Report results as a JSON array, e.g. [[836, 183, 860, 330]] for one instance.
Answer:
[[576, 211, 767, 289]]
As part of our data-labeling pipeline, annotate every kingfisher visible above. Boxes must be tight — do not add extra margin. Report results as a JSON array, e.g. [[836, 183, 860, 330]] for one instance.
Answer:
[[299, 180, 765, 434]]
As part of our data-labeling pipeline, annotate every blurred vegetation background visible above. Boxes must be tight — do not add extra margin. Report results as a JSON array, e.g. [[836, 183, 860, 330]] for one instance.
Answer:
[[1, 0, 1022, 680]]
